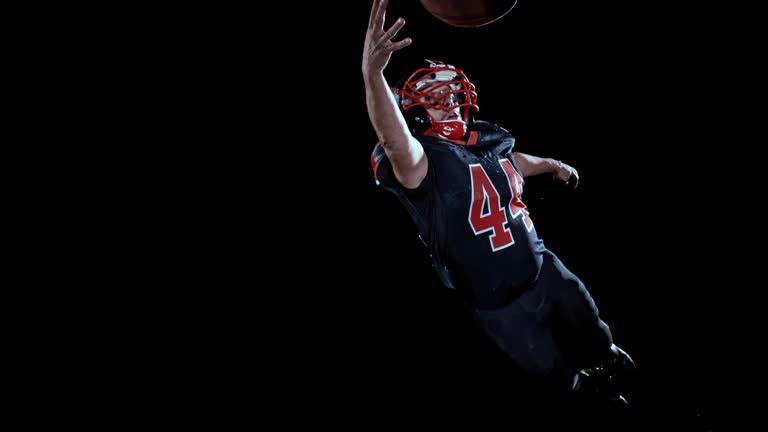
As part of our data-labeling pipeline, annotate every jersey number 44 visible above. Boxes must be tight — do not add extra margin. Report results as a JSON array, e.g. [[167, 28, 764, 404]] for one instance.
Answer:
[[468, 159, 533, 252]]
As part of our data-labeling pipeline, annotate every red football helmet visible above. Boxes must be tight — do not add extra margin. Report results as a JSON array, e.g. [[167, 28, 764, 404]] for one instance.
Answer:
[[396, 60, 479, 140]]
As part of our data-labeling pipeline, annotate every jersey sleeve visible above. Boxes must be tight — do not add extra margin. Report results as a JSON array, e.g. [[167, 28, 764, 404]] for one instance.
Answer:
[[370, 142, 434, 197], [488, 128, 526, 182]]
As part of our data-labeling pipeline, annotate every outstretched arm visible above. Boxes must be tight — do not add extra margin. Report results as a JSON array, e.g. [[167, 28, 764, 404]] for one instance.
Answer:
[[363, 0, 427, 189], [511, 152, 579, 188]]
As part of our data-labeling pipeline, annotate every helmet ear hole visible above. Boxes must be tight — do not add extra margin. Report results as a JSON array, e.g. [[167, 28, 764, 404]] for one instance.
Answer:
[[393, 78, 432, 136], [406, 106, 430, 135]]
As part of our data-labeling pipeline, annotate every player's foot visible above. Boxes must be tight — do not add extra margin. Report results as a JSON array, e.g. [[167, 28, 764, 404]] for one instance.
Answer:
[[573, 344, 636, 408], [573, 370, 632, 410]]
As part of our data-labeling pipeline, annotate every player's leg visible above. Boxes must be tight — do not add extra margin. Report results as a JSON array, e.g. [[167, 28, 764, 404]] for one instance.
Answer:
[[543, 250, 636, 401], [470, 280, 574, 390], [543, 251, 617, 365]]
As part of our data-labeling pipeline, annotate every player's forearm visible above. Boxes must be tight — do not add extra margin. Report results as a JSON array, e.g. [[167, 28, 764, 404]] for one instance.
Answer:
[[363, 70, 416, 152], [511, 152, 560, 177], [364, 70, 427, 188]]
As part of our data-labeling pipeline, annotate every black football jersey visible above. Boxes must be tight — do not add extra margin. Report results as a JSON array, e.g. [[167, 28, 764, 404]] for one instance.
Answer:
[[372, 121, 546, 309]]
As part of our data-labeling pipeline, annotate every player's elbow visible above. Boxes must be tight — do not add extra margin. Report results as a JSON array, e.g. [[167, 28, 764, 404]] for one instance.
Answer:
[[391, 151, 428, 190], [394, 164, 427, 189], [378, 135, 411, 152]]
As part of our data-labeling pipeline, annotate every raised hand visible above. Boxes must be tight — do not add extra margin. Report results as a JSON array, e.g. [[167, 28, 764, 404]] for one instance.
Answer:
[[362, 0, 412, 74]]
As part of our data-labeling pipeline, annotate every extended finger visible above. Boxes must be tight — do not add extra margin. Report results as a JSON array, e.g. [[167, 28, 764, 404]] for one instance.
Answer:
[[378, 17, 406, 45], [368, 0, 378, 27], [370, 0, 389, 30], [389, 37, 413, 52]]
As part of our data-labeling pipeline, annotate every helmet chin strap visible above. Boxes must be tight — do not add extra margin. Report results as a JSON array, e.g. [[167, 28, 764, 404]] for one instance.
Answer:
[[430, 120, 467, 141], [427, 109, 468, 141]]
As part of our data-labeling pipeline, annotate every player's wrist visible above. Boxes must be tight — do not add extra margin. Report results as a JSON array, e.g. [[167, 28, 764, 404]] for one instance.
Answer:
[[551, 158, 564, 174]]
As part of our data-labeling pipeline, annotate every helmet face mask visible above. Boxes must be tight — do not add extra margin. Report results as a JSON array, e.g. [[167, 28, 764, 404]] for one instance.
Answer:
[[394, 60, 479, 140]]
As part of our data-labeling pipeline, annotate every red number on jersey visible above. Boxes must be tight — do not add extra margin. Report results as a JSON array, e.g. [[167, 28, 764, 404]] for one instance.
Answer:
[[499, 159, 533, 232], [468, 160, 535, 252], [468, 164, 515, 251]]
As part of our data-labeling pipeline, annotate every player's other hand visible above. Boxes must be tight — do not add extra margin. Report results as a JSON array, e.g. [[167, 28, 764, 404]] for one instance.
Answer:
[[553, 161, 579, 189], [363, 0, 412, 75]]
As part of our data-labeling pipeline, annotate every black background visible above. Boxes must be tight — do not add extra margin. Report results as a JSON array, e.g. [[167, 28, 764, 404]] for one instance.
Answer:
[[160, 0, 764, 429], [306, 1, 761, 428]]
